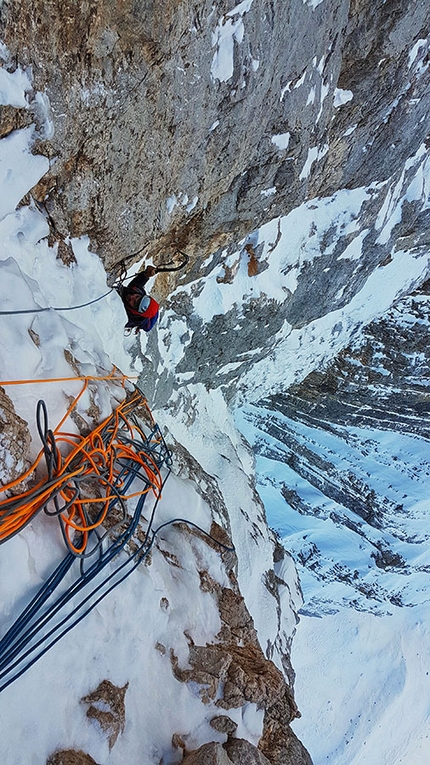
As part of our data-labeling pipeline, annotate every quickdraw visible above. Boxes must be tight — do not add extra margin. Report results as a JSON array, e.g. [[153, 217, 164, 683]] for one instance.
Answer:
[[112, 247, 189, 288]]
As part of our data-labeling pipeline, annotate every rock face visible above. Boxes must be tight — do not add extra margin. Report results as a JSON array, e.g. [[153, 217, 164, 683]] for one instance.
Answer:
[[1, 1, 429, 764], [182, 739, 273, 765], [47, 752, 100, 765], [81, 679, 128, 750], [1, 0, 428, 275], [242, 279, 430, 616], [168, 526, 310, 765], [0, 387, 31, 488]]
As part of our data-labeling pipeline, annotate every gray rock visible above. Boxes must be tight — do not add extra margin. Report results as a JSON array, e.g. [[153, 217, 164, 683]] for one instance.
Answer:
[[182, 742, 231, 765], [224, 738, 272, 765], [210, 716, 238, 736], [46, 752, 101, 765], [2, 0, 427, 277]]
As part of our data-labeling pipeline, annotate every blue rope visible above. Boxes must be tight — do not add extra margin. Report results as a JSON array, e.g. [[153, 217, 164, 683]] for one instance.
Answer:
[[0, 289, 113, 315], [0, 396, 235, 693]]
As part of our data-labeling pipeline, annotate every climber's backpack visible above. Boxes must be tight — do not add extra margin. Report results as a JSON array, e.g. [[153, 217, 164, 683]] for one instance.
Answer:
[[123, 286, 159, 332]]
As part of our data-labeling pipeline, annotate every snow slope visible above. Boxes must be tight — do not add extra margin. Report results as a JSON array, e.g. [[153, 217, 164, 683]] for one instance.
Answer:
[[237, 387, 430, 764], [2, 40, 430, 765], [153, 143, 430, 403], [0, 62, 301, 764]]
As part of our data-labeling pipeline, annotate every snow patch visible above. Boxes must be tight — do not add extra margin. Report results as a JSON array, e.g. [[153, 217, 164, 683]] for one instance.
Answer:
[[0, 128, 49, 221], [260, 187, 277, 197], [271, 132, 290, 150], [408, 38, 429, 68], [299, 143, 329, 180], [333, 87, 353, 107], [211, 1, 255, 83], [302, 0, 325, 8], [0, 63, 32, 107], [337, 229, 369, 261]]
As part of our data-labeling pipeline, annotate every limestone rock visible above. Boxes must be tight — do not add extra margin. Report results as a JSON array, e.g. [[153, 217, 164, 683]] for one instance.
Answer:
[[81, 679, 128, 749], [2, 0, 427, 275], [0, 386, 31, 489], [0, 104, 33, 138], [182, 742, 231, 765], [210, 715, 238, 736], [182, 740, 273, 765], [46, 751, 101, 765], [225, 738, 272, 765]]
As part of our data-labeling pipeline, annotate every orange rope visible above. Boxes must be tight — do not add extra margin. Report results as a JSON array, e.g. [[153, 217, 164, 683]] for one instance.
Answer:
[[0, 369, 138, 386], [0, 371, 163, 551]]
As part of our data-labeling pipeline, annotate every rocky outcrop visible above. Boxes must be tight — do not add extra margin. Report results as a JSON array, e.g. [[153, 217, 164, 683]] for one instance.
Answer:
[[169, 528, 310, 765], [268, 279, 430, 438], [1, 1, 428, 275], [81, 679, 129, 750], [181, 734, 312, 765], [47, 751, 101, 765], [0, 386, 31, 488], [244, 278, 430, 616], [182, 739, 272, 765]]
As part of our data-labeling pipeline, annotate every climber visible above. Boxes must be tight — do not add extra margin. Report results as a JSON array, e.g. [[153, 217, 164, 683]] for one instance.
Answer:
[[119, 265, 160, 333]]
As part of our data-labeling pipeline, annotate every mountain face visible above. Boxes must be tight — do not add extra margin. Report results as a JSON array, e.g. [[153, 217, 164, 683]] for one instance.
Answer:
[[1, 0, 429, 270], [0, 1, 430, 764], [239, 279, 430, 617]]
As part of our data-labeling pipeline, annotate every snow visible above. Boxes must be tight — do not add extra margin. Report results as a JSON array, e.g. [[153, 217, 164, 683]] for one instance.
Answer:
[[237, 394, 430, 764], [237, 325, 430, 749], [166, 194, 177, 214], [306, 86, 316, 106], [155, 383, 302, 668], [239, 242, 429, 401], [0, 481, 240, 762], [261, 186, 277, 197], [0, 224, 232, 764], [0, 129, 49, 219], [337, 229, 369, 261], [2, 35, 430, 765], [164, 185, 373, 361], [343, 124, 357, 136], [0, 64, 32, 107], [271, 132, 290, 150], [375, 143, 430, 244], [291, 608, 430, 765], [299, 143, 328, 180], [333, 87, 353, 107], [32, 91, 55, 139], [0, 59, 301, 765], [408, 38, 429, 69], [166, 192, 198, 215], [211, 1, 255, 83], [303, 0, 326, 9]]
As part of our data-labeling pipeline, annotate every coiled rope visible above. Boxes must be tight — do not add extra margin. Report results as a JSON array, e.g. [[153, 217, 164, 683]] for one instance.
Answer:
[[0, 370, 234, 692]]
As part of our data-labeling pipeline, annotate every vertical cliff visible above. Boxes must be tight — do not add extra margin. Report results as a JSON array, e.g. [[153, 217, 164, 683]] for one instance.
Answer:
[[0, 1, 429, 763]]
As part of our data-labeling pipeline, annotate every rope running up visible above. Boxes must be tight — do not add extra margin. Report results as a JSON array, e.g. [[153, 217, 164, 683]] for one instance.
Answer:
[[0, 248, 189, 315], [0, 289, 113, 316]]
